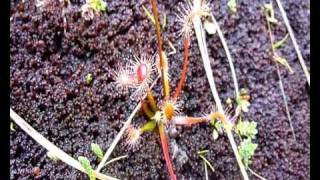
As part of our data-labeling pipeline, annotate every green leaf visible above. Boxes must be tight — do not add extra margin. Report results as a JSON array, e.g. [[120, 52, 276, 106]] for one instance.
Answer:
[[227, 0, 237, 13], [209, 118, 215, 126], [235, 121, 258, 139], [47, 151, 59, 161], [78, 156, 96, 180], [214, 121, 223, 134], [86, 73, 93, 84], [89, 0, 107, 12], [273, 54, 294, 74], [210, 119, 225, 134], [273, 33, 289, 49], [236, 97, 250, 113], [91, 143, 104, 160], [236, 89, 251, 113], [238, 139, 258, 168], [140, 120, 157, 133]]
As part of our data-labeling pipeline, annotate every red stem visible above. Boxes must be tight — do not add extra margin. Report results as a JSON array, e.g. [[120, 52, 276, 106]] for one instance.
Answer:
[[158, 123, 177, 180], [150, 0, 170, 100], [173, 36, 190, 100]]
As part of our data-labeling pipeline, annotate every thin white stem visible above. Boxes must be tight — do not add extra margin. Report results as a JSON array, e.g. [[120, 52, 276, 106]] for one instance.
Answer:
[[96, 76, 160, 172], [211, 15, 240, 97], [204, 161, 209, 180], [266, 16, 296, 142], [103, 155, 128, 167], [275, 64, 296, 141], [192, 1, 249, 179], [10, 109, 117, 180], [275, 0, 310, 85], [248, 167, 267, 180], [192, 12, 223, 111], [96, 102, 141, 172], [226, 130, 249, 180]]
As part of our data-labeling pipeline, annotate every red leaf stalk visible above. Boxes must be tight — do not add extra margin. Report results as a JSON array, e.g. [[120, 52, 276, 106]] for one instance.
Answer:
[[158, 123, 177, 180], [173, 36, 190, 100], [173, 116, 208, 126]]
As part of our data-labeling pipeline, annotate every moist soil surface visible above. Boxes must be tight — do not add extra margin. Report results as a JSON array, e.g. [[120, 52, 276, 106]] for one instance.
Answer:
[[10, 0, 310, 179]]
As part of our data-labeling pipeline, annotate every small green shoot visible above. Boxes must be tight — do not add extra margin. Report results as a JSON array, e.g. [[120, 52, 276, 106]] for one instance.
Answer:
[[264, 2, 278, 24], [273, 54, 294, 74], [197, 150, 209, 155], [199, 155, 215, 173], [86, 73, 93, 84], [78, 156, 95, 180], [227, 0, 237, 13], [236, 98, 250, 112], [210, 119, 223, 134], [235, 121, 258, 140], [91, 143, 104, 160], [81, 0, 107, 20], [238, 139, 258, 168], [197, 150, 215, 174], [236, 88, 251, 113], [47, 151, 59, 162], [88, 0, 107, 12], [10, 122, 15, 132], [273, 33, 289, 49]]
